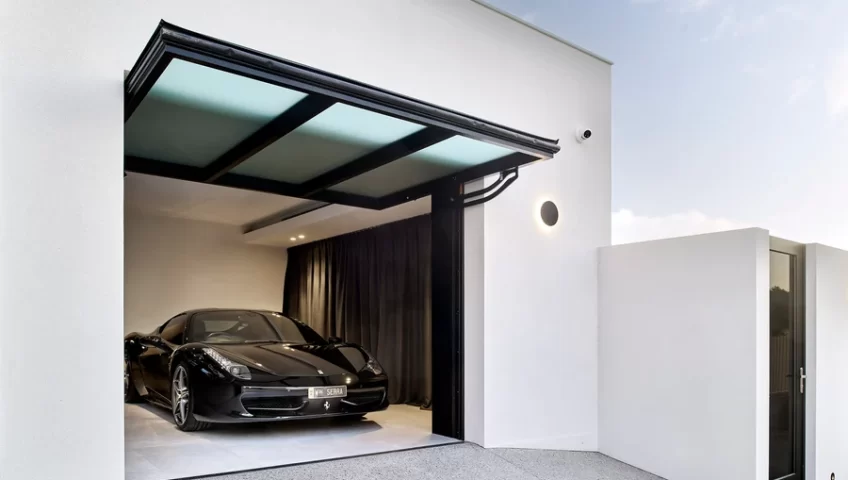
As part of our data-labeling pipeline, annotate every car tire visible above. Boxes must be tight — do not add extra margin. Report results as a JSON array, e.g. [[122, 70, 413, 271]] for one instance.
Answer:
[[171, 363, 211, 432], [124, 355, 143, 404]]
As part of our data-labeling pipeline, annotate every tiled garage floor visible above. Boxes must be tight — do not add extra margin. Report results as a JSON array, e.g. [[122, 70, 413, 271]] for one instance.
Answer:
[[125, 403, 456, 480]]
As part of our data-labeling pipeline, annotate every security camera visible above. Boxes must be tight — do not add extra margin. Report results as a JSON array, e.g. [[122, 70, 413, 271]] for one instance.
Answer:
[[576, 128, 592, 143]]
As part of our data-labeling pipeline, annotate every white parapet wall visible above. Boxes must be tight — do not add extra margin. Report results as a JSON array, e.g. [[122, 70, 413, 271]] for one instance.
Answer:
[[598, 229, 771, 480], [805, 244, 848, 480]]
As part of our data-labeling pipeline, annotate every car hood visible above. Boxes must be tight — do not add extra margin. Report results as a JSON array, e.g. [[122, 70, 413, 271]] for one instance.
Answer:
[[208, 342, 369, 377]]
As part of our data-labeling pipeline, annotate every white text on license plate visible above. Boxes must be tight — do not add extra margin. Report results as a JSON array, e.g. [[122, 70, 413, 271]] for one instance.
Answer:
[[308, 386, 347, 399]]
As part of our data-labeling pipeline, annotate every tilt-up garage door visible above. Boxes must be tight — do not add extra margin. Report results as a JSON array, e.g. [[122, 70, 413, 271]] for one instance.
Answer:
[[124, 21, 561, 441]]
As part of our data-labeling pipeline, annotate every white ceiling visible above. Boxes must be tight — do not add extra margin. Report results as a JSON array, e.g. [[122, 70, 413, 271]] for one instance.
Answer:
[[124, 173, 314, 226], [125, 173, 430, 244]]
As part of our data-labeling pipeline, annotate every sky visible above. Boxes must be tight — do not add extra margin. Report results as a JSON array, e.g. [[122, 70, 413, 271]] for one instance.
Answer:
[[487, 0, 848, 247]]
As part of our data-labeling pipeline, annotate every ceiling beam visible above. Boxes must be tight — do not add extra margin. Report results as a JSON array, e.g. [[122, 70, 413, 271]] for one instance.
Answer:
[[243, 201, 330, 234], [298, 127, 455, 197], [125, 155, 382, 210], [201, 95, 336, 182], [125, 155, 200, 182], [216, 173, 381, 209]]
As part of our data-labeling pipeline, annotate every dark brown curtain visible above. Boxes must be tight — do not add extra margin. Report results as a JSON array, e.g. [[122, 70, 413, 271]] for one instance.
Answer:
[[283, 214, 431, 406]]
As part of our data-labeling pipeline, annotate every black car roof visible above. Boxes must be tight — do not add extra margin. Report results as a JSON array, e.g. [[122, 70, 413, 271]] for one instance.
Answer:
[[180, 308, 282, 315]]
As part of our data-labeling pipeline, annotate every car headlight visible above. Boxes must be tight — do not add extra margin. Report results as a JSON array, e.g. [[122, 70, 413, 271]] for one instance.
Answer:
[[363, 355, 384, 375], [203, 348, 251, 380]]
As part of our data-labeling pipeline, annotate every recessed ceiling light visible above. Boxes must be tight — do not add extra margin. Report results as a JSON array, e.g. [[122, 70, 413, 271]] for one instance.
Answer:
[[290, 237, 297, 242], [298, 234, 305, 239]]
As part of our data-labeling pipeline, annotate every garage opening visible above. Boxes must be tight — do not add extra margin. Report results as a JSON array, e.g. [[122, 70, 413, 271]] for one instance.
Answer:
[[123, 21, 559, 479]]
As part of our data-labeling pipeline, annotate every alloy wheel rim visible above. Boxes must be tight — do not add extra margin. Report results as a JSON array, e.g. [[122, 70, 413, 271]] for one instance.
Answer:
[[172, 366, 189, 425]]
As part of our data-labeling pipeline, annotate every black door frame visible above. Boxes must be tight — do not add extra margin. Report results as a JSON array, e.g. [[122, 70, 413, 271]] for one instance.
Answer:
[[430, 181, 465, 439], [769, 237, 806, 480]]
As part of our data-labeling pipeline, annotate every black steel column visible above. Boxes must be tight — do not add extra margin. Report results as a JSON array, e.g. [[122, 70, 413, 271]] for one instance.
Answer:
[[430, 181, 464, 440]]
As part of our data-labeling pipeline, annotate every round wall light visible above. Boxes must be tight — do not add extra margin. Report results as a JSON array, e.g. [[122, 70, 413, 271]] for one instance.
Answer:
[[540, 201, 559, 227]]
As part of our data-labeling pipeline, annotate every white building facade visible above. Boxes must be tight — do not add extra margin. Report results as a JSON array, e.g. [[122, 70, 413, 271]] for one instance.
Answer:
[[1, 1, 844, 480], [0, 2, 610, 479]]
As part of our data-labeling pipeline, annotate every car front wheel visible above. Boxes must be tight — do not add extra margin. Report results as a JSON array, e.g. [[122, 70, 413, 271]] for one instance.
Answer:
[[124, 355, 143, 404], [171, 363, 210, 432]]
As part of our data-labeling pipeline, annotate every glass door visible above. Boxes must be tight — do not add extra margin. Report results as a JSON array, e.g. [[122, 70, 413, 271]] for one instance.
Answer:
[[769, 238, 805, 480]]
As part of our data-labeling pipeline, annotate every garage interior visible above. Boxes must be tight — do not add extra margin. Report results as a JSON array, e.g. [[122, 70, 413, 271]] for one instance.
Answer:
[[123, 21, 559, 480], [124, 176, 450, 480]]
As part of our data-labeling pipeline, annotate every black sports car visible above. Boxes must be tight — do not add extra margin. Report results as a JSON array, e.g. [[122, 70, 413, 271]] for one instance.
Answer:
[[124, 309, 389, 431]]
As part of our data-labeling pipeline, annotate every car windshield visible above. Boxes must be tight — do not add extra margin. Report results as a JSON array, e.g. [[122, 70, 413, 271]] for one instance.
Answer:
[[187, 311, 281, 344], [266, 312, 326, 345]]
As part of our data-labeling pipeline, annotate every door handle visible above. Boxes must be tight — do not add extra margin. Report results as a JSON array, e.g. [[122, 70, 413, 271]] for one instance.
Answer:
[[800, 367, 807, 394]]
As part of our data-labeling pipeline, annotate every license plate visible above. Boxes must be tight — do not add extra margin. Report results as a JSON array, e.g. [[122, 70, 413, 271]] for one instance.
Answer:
[[308, 386, 347, 399]]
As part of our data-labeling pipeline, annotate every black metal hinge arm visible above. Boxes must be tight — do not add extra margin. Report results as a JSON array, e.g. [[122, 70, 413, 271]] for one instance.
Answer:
[[461, 167, 519, 208]]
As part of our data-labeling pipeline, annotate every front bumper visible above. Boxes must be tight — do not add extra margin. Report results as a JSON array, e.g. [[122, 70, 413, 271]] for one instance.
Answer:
[[192, 381, 390, 424]]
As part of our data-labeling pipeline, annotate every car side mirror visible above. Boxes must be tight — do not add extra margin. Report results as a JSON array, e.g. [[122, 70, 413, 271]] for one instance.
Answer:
[[328, 336, 342, 344]]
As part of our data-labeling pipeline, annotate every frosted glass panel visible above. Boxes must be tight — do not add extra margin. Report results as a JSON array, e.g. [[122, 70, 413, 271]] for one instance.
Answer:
[[124, 60, 531, 201], [330, 136, 514, 197], [125, 59, 307, 167], [231, 104, 425, 183]]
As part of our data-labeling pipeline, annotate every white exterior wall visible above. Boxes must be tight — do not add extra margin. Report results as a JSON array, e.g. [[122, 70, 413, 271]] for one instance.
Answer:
[[805, 244, 848, 480], [465, 9, 611, 451], [0, 1, 611, 477], [124, 211, 287, 335], [598, 229, 771, 480]]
